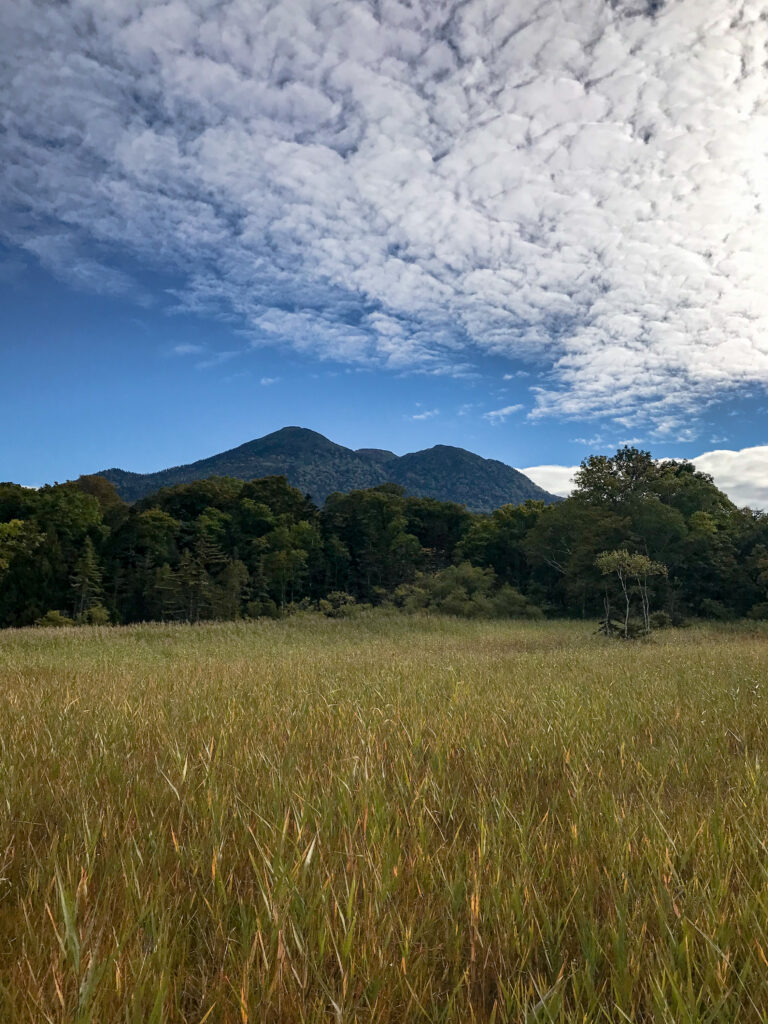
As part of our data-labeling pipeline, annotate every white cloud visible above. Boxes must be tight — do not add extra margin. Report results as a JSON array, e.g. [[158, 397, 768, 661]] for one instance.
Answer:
[[259, 376, 279, 386], [688, 446, 768, 510], [173, 343, 204, 355], [484, 404, 523, 424], [570, 435, 644, 447], [2, 0, 768, 434], [522, 464, 579, 498], [411, 408, 439, 420], [524, 445, 768, 510]]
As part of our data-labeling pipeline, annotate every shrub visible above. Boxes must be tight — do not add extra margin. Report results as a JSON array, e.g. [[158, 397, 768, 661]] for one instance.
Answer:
[[245, 599, 281, 619], [492, 584, 544, 620], [699, 598, 733, 621], [395, 562, 543, 620], [84, 603, 111, 625], [35, 610, 75, 627], [318, 591, 359, 618]]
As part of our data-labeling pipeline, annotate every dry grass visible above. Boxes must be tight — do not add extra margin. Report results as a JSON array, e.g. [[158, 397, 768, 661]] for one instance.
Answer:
[[2, 612, 768, 1022]]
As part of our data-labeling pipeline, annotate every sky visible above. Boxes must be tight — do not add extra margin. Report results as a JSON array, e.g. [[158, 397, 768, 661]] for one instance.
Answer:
[[2, 0, 768, 506]]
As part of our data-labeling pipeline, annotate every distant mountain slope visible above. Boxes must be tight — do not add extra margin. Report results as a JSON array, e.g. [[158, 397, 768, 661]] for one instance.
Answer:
[[387, 445, 554, 509], [99, 427, 560, 511]]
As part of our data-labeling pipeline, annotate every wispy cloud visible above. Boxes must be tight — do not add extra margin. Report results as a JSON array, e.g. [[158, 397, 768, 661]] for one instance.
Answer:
[[484, 404, 523, 424], [173, 343, 204, 356], [195, 350, 240, 370], [259, 376, 279, 386], [2, 0, 767, 434], [570, 436, 644, 448], [410, 408, 439, 421]]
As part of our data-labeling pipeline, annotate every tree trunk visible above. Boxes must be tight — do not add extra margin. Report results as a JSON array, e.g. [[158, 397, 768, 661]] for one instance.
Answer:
[[619, 571, 630, 638]]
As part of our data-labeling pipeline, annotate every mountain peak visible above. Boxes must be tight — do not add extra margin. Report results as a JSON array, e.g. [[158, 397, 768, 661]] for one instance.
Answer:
[[98, 428, 560, 510]]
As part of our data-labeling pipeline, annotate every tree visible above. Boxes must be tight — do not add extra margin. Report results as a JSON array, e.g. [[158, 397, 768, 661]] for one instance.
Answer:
[[574, 447, 658, 507], [214, 559, 250, 619], [404, 497, 472, 570], [322, 487, 423, 599], [458, 500, 544, 589], [595, 549, 667, 638], [70, 537, 104, 619], [0, 519, 42, 575], [524, 499, 628, 617]]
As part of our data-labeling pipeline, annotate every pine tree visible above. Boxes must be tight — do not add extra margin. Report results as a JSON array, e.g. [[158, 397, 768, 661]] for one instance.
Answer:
[[153, 562, 182, 621], [70, 537, 103, 619]]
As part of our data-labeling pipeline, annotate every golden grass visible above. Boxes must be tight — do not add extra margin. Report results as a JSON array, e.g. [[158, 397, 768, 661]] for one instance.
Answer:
[[2, 612, 768, 1021]]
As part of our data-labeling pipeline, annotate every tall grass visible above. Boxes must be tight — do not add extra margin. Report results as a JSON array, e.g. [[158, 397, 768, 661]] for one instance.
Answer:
[[2, 612, 768, 1021]]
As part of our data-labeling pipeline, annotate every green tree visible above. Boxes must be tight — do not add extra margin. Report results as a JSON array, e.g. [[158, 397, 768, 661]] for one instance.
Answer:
[[70, 537, 104, 619], [458, 500, 544, 589], [574, 447, 658, 506], [595, 549, 667, 637], [0, 519, 42, 575]]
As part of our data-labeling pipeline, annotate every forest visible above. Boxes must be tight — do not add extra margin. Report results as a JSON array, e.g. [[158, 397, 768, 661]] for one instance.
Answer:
[[1, 446, 767, 629]]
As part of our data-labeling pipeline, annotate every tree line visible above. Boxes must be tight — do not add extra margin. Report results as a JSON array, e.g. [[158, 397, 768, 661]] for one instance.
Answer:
[[2, 447, 768, 629]]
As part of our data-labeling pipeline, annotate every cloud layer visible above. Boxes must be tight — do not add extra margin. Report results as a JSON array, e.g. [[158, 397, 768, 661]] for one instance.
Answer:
[[3, 0, 767, 432], [524, 445, 768, 510]]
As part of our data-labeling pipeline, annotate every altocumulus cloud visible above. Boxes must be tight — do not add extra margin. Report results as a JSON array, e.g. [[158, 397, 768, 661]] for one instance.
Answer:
[[2, 0, 768, 434]]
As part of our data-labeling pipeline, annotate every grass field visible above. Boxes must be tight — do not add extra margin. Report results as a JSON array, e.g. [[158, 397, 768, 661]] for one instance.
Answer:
[[2, 613, 768, 1022]]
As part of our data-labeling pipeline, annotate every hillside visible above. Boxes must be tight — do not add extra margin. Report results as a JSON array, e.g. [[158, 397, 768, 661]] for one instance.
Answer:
[[98, 427, 560, 511]]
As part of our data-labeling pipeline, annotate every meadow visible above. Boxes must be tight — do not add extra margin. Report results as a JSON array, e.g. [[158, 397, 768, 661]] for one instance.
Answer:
[[2, 613, 768, 1022]]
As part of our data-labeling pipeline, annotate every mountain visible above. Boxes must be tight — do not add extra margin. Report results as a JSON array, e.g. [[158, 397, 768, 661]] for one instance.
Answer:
[[388, 445, 553, 510], [98, 427, 560, 511]]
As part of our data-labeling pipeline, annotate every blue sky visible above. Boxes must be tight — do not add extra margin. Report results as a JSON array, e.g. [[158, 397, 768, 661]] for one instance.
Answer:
[[2, 0, 768, 505]]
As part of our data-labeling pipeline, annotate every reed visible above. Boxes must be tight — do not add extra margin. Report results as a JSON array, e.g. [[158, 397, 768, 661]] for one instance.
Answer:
[[1, 612, 767, 1022]]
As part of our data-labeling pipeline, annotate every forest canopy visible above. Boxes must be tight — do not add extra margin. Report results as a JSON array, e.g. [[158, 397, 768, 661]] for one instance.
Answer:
[[1, 448, 767, 628]]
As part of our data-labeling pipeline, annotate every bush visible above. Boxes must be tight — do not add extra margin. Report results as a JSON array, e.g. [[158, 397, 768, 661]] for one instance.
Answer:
[[395, 563, 543, 620], [84, 603, 111, 625], [35, 610, 75, 627], [492, 584, 544, 620], [245, 599, 281, 619], [699, 598, 733, 621], [318, 592, 359, 618], [649, 610, 672, 630]]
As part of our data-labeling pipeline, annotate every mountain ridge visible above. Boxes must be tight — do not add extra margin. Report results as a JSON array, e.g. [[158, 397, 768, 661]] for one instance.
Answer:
[[99, 427, 560, 512]]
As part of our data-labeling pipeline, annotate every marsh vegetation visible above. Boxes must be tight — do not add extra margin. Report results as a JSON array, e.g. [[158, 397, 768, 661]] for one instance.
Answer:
[[2, 613, 768, 1021]]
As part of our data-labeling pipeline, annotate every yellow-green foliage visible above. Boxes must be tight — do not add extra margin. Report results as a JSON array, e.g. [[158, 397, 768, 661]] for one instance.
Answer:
[[2, 613, 768, 1022]]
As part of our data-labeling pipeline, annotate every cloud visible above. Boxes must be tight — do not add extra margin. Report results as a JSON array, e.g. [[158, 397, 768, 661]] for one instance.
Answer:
[[522, 464, 579, 498], [195, 350, 239, 369], [2, 0, 768, 433], [688, 446, 768, 510], [570, 435, 644, 447], [410, 408, 439, 420], [524, 445, 768, 510], [173, 343, 204, 355], [259, 376, 279, 386], [484, 404, 523, 424]]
